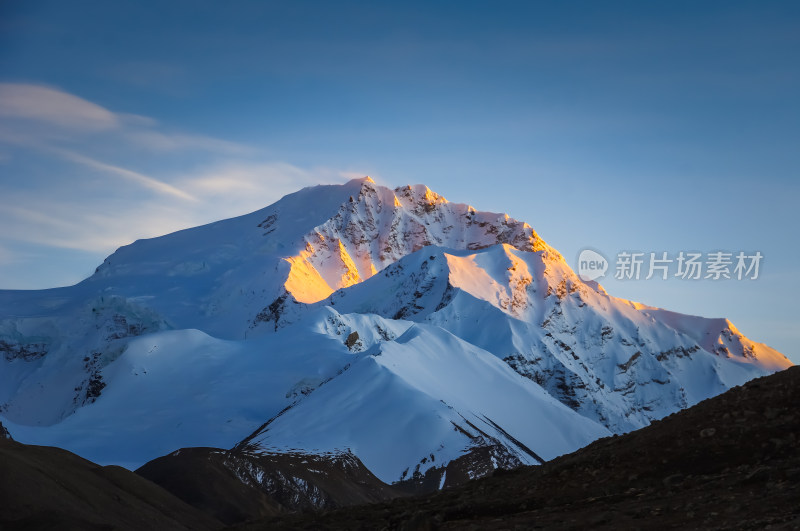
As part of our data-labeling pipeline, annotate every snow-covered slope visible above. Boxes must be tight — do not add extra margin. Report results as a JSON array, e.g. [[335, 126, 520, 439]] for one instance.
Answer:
[[319, 243, 785, 433], [243, 321, 608, 482], [2, 318, 356, 469], [0, 177, 791, 485]]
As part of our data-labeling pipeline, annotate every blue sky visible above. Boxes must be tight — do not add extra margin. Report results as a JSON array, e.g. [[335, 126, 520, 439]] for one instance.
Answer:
[[0, 1, 798, 361]]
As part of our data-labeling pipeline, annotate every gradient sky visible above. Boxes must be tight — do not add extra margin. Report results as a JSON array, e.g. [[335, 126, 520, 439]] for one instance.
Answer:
[[1, 1, 798, 361]]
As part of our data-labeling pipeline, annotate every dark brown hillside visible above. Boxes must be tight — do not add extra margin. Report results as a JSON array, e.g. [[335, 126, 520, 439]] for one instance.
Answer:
[[135, 442, 524, 525], [233, 366, 800, 530], [0, 437, 220, 531], [136, 448, 404, 525]]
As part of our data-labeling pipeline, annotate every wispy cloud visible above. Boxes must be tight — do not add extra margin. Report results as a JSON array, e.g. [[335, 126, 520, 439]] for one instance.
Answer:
[[0, 161, 350, 255], [1, 202, 198, 253], [124, 130, 254, 154], [0, 82, 252, 155], [0, 243, 20, 266], [107, 61, 191, 96], [0, 83, 119, 131], [0, 82, 252, 200], [0, 83, 361, 283], [174, 161, 351, 216], [51, 148, 198, 202]]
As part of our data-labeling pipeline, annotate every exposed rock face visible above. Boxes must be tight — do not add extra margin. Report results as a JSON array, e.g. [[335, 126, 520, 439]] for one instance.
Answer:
[[284, 179, 556, 303], [136, 447, 405, 525], [0, 340, 48, 362]]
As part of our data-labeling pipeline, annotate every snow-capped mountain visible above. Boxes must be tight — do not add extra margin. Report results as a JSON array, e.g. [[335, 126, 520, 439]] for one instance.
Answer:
[[315, 242, 789, 433], [0, 177, 791, 485]]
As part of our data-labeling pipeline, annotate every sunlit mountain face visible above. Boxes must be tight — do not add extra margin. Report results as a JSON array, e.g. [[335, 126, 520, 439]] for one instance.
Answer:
[[0, 178, 790, 485]]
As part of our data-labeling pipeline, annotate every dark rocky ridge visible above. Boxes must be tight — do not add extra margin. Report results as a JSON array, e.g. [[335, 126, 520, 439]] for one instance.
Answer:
[[136, 448, 402, 525], [231, 366, 800, 530], [0, 437, 219, 531], [134, 443, 525, 525]]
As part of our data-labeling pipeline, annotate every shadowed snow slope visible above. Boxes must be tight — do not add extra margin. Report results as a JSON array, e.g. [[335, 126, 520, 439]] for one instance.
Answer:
[[0, 178, 791, 485], [244, 323, 609, 482]]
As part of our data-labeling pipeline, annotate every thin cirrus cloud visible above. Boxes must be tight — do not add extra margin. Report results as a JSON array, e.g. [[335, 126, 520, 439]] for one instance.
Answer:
[[0, 81, 253, 159], [0, 243, 18, 266], [124, 130, 254, 154], [1, 198, 211, 257], [0, 83, 119, 131], [1, 160, 350, 254], [0, 83, 354, 267], [49, 147, 199, 203], [172, 160, 353, 221], [0, 82, 255, 205]]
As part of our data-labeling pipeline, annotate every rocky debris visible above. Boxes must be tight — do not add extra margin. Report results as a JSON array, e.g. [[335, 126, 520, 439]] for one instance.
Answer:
[[105, 313, 146, 340], [285, 377, 324, 399], [89, 296, 167, 342], [233, 366, 800, 530], [0, 339, 48, 362], [84, 372, 106, 401], [71, 351, 108, 406], [394, 445, 523, 495], [0, 421, 11, 440], [254, 293, 290, 330], [258, 213, 278, 235], [253, 292, 305, 331], [344, 331, 361, 351]]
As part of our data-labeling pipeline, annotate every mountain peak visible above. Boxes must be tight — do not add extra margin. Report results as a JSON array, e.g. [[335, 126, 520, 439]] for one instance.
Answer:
[[281, 180, 553, 304], [345, 176, 375, 186]]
